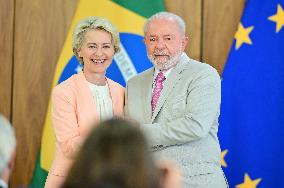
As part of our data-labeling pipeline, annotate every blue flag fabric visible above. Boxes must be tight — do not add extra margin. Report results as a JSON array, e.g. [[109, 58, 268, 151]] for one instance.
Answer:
[[219, 0, 284, 187]]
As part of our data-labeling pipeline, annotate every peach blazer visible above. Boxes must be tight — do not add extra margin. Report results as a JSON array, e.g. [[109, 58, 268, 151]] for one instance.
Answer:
[[49, 71, 124, 176]]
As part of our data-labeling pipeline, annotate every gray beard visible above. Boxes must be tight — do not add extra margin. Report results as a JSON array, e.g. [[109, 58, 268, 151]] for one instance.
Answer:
[[148, 51, 182, 70]]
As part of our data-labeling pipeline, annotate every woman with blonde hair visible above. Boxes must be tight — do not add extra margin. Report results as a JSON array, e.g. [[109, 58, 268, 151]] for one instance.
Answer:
[[45, 16, 124, 188]]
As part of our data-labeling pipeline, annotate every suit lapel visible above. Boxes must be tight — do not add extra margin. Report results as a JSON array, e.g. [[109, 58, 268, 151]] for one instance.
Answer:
[[142, 68, 155, 123], [151, 54, 189, 122], [107, 78, 120, 116], [151, 70, 181, 122]]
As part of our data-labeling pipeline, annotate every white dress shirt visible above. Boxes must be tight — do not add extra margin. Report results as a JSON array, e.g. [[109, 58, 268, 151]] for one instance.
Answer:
[[87, 81, 113, 121]]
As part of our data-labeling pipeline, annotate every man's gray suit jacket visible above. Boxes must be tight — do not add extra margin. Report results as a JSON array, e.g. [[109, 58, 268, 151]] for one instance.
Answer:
[[125, 53, 228, 187]]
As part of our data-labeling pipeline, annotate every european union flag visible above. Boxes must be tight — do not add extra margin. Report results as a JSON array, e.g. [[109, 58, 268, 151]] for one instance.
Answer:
[[219, 0, 284, 187]]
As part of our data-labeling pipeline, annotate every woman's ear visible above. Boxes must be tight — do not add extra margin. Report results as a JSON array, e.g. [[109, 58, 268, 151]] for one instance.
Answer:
[[75, 47, 81, 57], [73, 48, 80, 57]]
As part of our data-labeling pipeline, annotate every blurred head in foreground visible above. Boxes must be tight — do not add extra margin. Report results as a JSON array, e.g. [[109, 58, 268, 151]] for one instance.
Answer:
[[62, 118, 161, 188]]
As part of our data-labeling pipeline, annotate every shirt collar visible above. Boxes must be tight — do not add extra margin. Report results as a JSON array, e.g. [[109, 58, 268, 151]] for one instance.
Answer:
[[153, 67, 173, 80]]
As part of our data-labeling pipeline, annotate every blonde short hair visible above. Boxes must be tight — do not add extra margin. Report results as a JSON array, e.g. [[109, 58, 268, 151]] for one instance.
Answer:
[[72, 16, 120, 64]]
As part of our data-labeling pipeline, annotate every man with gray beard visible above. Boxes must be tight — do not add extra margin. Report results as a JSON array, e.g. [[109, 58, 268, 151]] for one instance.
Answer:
[[125, 12, 228, 188]]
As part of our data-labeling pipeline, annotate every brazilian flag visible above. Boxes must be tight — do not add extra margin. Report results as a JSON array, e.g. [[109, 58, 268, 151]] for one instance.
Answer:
[[30, 0, 165, 187], [219, 0, 284, 187]]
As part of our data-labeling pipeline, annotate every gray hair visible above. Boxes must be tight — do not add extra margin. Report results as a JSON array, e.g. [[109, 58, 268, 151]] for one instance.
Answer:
[[144, 11, 186, 35], [72, 16, 120, 64], [0, 114, 16, 176]]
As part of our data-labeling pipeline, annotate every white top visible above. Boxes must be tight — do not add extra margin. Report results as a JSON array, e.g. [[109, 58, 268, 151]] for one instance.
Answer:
[[0, 179, 8, 188], [87, 81, 113, 121]]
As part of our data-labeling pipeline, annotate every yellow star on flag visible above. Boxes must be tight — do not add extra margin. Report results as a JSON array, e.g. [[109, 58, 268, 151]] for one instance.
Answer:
[[236, 173, 262, 188], [234, 23, 254, 50], [220, 149, 228, 167], [268, 4, 284, 33]]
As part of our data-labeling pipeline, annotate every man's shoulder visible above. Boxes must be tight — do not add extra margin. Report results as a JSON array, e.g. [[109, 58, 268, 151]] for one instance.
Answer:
[[127, 67, 153, 84], [183, 57, 219, 77]]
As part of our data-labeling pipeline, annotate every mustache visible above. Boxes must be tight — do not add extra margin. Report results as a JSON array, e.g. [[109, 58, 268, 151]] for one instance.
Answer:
[[153, 50, 169, 56]]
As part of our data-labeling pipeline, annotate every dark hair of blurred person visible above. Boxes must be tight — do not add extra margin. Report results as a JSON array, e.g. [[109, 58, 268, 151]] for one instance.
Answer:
[[62, 118, 161, 188]]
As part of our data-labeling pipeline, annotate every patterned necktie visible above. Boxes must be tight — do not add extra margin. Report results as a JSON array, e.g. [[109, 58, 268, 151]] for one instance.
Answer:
[[151, 71, 166, 114]]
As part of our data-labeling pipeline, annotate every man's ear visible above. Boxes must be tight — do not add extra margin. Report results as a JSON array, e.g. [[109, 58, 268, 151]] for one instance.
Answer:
[[182, 36, 189, 50]]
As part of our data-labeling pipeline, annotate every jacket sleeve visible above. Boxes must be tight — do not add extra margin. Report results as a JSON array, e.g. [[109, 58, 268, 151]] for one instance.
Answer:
[[52, 85, 83, 159], [141, 67, 221, 148]]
